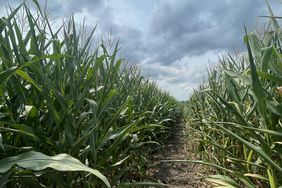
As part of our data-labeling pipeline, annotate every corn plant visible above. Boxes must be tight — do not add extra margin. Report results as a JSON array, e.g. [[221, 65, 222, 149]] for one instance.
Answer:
[[0, 1, 181, 187], [187, 3, 282, 188]]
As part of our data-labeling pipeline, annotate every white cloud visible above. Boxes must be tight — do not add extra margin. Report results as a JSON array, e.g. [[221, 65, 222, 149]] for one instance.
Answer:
[[141, 50, 221, 101]]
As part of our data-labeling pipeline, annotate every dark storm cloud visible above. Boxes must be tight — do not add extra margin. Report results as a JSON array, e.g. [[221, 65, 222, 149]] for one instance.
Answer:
[[147, 0, 268, 65]]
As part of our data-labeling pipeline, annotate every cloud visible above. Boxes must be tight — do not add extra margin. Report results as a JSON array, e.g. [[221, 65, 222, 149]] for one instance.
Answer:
[[146, 0, 268, 65], [141, 51, 220, 101], [43, 0, 104, 18]]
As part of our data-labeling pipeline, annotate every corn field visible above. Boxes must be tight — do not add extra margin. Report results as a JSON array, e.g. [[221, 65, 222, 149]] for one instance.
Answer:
[[187, 4, 282, 188], [1, 1, 282, 188], [0, 2, 181, 187]]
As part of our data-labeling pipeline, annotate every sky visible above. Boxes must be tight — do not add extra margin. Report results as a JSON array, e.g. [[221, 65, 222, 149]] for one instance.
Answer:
[[1, 0, 281, 101]]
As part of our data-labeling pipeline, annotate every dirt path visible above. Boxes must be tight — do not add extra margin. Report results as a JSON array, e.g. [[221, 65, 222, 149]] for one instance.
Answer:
[[147, 123, 211, 187]]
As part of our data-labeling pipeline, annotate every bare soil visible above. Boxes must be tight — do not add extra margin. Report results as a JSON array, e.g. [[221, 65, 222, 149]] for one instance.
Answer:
[[147, 123, 211, 188]]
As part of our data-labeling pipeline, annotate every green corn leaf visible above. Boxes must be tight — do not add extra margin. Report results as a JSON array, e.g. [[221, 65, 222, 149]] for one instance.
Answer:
[[217, 122, 282, 137], [217, 125, 282, 173], [256, 71, 282, 85], [267, 168, 276, 188], [0, 151, 110, 187], [261, 46, 274, 72], [0, 123, 39, 142], [15, 69, 42, 92], [0, 66, 17, 83], [244, 26, 269, 126]]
